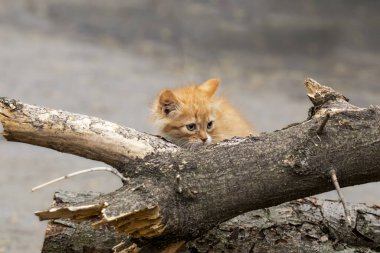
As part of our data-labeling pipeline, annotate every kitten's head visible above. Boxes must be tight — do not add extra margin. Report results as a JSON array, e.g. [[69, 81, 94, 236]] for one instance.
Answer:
[[152, 79, 220, 148]]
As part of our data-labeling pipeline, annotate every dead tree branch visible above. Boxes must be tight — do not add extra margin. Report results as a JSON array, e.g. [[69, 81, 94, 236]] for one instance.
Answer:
[[42, 191, 380, 253], [1, 78, 380, 249], [0, 98, 178, 168]]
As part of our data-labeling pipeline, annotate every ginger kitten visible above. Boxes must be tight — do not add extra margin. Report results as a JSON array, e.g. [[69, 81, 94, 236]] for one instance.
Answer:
[[151, 79, 255, 148]]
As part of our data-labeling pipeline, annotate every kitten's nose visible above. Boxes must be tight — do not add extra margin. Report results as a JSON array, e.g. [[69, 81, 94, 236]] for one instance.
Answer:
[[200, 134, 209, 143], [200, 131, 209, 143]]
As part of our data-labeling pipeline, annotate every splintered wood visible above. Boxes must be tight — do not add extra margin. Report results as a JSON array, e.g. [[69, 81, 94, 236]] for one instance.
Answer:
[[95, 205, 165, 238]]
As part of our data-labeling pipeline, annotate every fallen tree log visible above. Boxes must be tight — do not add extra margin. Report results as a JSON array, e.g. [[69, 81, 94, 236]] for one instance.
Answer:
[[1, 79, 380, 250], [42, 191, 380, 253]]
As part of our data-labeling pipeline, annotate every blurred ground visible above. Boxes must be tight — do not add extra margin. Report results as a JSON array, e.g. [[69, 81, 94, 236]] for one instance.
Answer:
[[0, 1, 379, 252]]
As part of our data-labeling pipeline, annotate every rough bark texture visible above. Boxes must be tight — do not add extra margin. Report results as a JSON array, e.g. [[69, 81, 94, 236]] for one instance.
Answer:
[[43, 191, 380, 253], [41, 192, 128, 253], [0, 97, 178, 168], [1, 79, 380, 250]]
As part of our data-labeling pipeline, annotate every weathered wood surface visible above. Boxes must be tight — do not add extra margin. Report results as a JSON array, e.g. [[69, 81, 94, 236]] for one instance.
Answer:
[[1, 79, 380, 250], [42, 191, 380, 253], [41, 191, 127, 253], [0, 97, 178, 168]]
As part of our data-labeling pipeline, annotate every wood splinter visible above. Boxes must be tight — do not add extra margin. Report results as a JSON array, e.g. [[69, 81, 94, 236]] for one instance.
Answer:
[[330, 169, 352, 227], [317, 113, 331, 135], [176, 174, 183, 194]]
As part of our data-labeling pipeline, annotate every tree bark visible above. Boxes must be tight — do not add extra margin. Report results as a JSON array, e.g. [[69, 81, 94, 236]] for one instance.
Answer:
[[1, 79, 380, 249], [42, 191, 380, 253], [41, 191, 127, 253]]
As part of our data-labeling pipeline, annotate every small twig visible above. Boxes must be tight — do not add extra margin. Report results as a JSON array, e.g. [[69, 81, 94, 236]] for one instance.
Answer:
[[317, 113, 331, 135], [131, 183, 145, 192], [32, 167, 128, 192], [330, 169, 352, 227]]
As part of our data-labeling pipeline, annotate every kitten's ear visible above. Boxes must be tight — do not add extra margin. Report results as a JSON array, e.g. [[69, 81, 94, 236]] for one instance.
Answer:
[[199, 79, 220, 97], [159, 89, 179, 116]]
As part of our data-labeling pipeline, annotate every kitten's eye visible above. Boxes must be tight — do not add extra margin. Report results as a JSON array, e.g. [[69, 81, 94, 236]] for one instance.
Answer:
[[207, 121, 214, 129], [186, 123, 197, 131]]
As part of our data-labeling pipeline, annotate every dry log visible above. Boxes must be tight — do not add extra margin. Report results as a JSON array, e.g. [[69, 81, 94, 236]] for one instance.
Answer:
[[1, 79, 380, 250], [42, 191, 380, 253]]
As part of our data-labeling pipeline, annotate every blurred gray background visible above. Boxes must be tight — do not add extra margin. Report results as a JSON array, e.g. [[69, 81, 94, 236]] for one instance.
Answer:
[[0, 0, 379, 252]]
